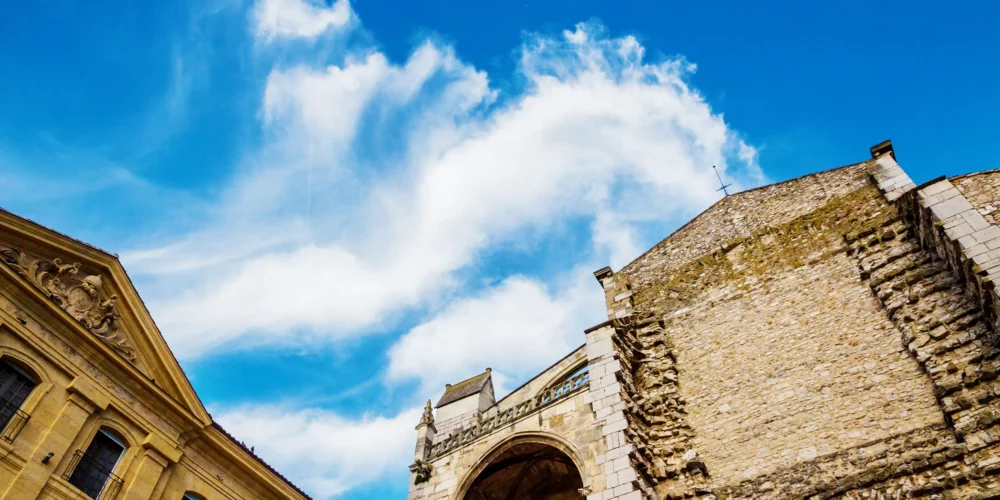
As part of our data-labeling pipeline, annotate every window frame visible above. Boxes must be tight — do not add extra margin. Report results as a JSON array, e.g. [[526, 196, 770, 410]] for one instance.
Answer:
[[0, 349, 53, 426], [0, 356, 40, 443], [65, 425, 131, 500]]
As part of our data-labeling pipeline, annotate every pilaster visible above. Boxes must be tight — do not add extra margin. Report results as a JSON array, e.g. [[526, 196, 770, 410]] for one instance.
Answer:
[[121, 447, 170, 500]]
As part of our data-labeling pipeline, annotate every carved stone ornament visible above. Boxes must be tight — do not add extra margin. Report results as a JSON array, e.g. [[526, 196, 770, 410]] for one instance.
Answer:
[[419, 399, 434, 427], [409, 459, 432, 485], [0, 247, 137, 361]]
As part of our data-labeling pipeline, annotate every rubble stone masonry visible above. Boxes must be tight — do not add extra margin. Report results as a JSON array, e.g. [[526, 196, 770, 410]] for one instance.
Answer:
[[604, 150, 1000, 499]]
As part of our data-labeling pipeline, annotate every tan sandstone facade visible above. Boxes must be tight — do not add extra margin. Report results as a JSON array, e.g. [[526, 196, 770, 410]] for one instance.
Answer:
[[408, 141, 1000, 499], [0, 211, 308, 500]]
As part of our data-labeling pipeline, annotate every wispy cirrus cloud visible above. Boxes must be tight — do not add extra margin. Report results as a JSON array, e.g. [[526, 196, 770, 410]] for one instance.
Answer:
[[124, 14, 760, 357], [119, 3, 763, 496]]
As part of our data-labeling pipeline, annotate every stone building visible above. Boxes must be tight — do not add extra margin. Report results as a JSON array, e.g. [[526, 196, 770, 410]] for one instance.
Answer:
[[407, 141, 1000, 500], [0, 210, 308, 499]]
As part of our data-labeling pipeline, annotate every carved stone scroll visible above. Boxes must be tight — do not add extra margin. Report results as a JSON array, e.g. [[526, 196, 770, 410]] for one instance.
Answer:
[[0, 247, 137, 361]]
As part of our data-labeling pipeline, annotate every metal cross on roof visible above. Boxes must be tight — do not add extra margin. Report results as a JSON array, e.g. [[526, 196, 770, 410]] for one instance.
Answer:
[[713, 165, 732, 196]]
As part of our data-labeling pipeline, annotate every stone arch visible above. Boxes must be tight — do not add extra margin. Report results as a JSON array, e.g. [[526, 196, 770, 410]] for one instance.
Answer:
[[0, 345, 54, 431], [454, 432, 588, 500], [93, 423, 133, 449], [0, 345, 50, 385]]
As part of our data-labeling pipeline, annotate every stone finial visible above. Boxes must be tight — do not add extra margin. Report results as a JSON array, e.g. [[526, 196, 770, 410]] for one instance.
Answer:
[[593, 266, 613, 283], [870, 139, 895, 161], [419, 400, 434, 427]]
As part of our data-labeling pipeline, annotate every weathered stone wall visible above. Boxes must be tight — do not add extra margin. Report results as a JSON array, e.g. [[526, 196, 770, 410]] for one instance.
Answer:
[[616, 177, 947, 496], [621, 163, 873, 293], [597, 150, 1000, 499], [412, 145, 1000, 500], [673, 209, 943, 487]]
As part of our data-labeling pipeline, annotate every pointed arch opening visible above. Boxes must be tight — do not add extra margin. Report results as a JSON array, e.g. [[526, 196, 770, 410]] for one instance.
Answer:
[[460, 434, 585, 500]]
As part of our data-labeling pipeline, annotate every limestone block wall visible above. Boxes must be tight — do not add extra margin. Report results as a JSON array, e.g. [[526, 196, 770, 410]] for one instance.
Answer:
[[582, 322, 663, 500]]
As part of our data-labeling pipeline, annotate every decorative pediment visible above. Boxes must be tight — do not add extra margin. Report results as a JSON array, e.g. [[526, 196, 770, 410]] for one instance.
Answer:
[[0, 247, 137, 361]]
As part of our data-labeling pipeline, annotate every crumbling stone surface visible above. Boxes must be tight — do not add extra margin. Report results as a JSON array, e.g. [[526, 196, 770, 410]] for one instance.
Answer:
[[606, 160, 1000, 499], [626, 184, 945, 492]]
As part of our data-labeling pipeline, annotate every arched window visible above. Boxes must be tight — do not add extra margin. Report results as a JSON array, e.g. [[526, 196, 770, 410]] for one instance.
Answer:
[[183, 493, 206, 500], [0, 358, 37, 443], [537, 364, 589, 406], [65, 427, 127, 499]]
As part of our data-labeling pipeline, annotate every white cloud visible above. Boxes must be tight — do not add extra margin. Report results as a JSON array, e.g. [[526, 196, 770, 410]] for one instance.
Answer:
[[263, 53, 389, 156], [214, 405, 420, 498], [387, 272, 604, 394], [253, 0, 352, 41], [125, 19, 761, 358]]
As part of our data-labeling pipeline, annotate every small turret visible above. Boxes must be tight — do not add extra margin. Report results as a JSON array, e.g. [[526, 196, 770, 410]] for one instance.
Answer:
[[434, 369, 495, 435]]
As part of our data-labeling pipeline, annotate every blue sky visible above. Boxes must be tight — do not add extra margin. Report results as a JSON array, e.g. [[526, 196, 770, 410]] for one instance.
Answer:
[[2, 1, 998, 498]]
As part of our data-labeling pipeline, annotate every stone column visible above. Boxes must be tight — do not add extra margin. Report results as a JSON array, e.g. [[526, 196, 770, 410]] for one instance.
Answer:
[[2, 378, 108, 500], [583, 321, 657, 500]]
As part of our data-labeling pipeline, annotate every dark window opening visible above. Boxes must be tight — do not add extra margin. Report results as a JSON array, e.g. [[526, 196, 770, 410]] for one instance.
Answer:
[[538, 364, 589, 406], [0, 359, 36, 443], [65, 429, 126, 500]]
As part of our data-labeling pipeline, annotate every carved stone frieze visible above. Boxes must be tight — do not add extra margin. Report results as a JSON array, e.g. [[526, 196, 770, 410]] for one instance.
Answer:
[[428, 368, 589, 459], [0, 247, 137, 361]]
